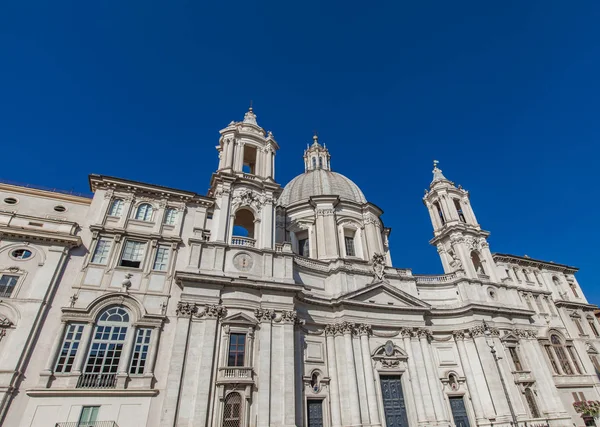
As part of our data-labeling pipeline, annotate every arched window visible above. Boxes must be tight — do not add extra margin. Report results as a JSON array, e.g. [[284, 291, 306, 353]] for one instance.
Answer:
[[471, 251, 485, 275], [232, 209, 255, 242], [164, 208, 178, 225], [434, 202, 445, 225], [108, 199, 124, 217], [243, 145, 257, 174], [222, 392, 242, 427], [135, 203, 153, 221], [318, 157, 323, 169], [549, 334, 573, 375], [312, 157, 317, 169], [80, 307, 130, 388], [454, 199, 466, 223], [524, 388, 541, 418]]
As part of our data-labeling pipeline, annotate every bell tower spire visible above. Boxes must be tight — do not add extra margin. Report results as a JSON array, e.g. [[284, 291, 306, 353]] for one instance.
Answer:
[[209, 107, 281, 250], [423, 161, 499, 281]]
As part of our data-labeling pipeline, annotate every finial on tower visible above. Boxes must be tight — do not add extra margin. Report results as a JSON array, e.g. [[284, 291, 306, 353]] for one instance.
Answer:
[[243, 103, 258, 125], [432, 159, 447, 182]]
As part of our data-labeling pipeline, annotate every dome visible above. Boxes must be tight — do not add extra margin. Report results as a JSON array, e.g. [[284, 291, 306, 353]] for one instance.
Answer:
[[279, 169, 367, 206]]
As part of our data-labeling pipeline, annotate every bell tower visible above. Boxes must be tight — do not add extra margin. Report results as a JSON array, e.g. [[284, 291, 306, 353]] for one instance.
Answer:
[[209, 107, 281, 249], [423, 161, 498, 281]]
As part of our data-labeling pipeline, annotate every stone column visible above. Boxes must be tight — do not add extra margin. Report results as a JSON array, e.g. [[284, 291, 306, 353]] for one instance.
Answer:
[[469, 325, 511, 420], [401, 328, 426, 424], [453, 331, 486, 422], [256, 308, 274, 427], [282, 311, 297, 427], [418, 328, 448, 423], [341, 322, 362, 426], [145, 325, 162, 375], [325, 325, 343, 427], [43, 321, 67, 372], [193, 305, 227, 426], [411, 330, 435, 421], [116, 325, 138, 387], [358, 324, 381, 427], [226, 138, 235, 169], [159, 302, 197, 427]]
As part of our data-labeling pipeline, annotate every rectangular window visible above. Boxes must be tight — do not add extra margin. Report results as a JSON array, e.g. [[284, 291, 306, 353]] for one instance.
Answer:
[[79, 406, 99, 424], [524, 294, 534, 311], [533, 295, 544, 313], [570, 283, 579, 297], [545, 297, 556, 315], [298, 238, 309, 257], [0, 275, 18, 298], [129, 328, 152, 375], [120, 240, 145, 268], [567, 346, 583, 374], [590, 355, 600, 380], [589, 320, 600, 337], [508, 347, 524, 371], [228, 333, 246, 367], [344, 236, 355, 257], [55, 324, 84, 373], [91, 238, 112, 265], [573, 318, 585, 335], [153, 245, 170, 271]]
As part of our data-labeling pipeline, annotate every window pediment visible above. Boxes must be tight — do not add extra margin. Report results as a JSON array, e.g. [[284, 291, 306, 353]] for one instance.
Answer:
[[222, 312, 258, 327]]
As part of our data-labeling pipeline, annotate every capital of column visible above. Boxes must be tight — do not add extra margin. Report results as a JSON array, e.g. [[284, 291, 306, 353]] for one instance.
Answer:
[[339, 321, 355, 335], [176, 301, 198, 317], [356, 323, 372, 336], [280, 310, 298, 324], [452, 330, 466, 340], [324, 324, 337, 336], [414, 327, 432, 340], [469, 323, 500, 338], [202, 304, 227, 319], [255, 308, 275, 323]]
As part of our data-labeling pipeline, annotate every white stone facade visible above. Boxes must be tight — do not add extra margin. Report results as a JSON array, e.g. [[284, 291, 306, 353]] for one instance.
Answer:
[[0, 109, 599, 427]]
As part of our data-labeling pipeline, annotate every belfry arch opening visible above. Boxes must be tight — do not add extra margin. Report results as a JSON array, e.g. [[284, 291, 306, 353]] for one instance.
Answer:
[[232, 208, 255, 239], [243, 145, 257, 174], [471, 251, 485, 275]]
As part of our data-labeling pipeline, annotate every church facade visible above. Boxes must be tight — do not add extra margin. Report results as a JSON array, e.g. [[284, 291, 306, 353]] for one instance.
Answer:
[[0, 108, 599, 427]]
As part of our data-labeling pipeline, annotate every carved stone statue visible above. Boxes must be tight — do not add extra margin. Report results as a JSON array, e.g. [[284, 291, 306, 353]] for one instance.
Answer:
[[372, 253, 386, 280]]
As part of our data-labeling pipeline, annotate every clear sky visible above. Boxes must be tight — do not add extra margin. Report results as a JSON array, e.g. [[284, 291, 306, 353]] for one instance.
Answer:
[[1, 1, 598, 300]]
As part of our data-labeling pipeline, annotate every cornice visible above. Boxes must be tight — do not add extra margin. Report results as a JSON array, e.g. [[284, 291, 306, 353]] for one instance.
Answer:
[[429, 225, 489, 246], [174, 271, 301, 292], [493, 253, 578, 274], [26, 388, 158, 397], [555, 300, 598, 311], [0, 226, 81, 247]]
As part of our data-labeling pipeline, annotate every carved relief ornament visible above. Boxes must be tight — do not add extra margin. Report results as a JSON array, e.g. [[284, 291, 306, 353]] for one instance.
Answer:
[[254, 308, 275, 323]]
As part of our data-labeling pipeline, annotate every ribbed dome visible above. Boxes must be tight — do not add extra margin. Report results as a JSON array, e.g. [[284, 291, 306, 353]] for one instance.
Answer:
[[279, 169, 367, 206]]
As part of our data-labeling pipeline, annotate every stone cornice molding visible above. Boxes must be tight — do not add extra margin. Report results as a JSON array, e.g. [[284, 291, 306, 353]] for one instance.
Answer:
[[492, 253, 578, 274]]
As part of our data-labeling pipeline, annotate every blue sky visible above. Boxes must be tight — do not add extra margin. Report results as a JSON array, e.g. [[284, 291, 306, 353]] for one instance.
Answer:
[[1, 1, 599, 300]]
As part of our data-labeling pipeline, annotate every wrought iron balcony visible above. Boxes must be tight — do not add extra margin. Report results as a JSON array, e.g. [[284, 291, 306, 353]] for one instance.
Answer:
[[55, 422, 119, 427], [76, 373, 117, 389], [217, 367, 254, 384], [231, 236, 256, 247]]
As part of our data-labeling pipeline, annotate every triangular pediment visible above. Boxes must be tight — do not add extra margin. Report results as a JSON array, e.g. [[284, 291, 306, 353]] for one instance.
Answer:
[[338, 282, 430, 310], [222, 312, 257, 326]]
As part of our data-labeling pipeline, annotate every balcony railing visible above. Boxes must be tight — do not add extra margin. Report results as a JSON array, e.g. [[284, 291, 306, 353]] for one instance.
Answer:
[[217, 367, 254, 384], [231, 236, 256, 247], [55, 422, 119, 427], [76, 373, 117, 389]]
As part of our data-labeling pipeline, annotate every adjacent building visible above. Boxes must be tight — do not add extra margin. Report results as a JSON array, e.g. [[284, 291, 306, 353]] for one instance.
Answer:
[[1, 108, 599, 427]]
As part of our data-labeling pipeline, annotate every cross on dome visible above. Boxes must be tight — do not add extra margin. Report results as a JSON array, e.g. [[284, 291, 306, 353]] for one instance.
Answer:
[[432, 159, 448, 182]]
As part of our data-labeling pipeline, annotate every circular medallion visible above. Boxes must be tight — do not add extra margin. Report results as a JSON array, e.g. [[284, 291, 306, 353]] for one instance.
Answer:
[[233, 253, 254, 272]]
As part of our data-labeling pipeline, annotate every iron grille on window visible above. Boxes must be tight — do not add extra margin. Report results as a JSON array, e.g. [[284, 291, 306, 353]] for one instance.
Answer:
[[222, 392, 242, 427], [344, 236, 355, 257]]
